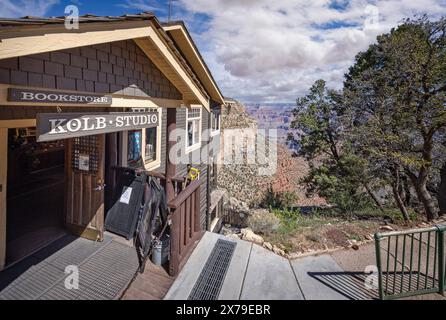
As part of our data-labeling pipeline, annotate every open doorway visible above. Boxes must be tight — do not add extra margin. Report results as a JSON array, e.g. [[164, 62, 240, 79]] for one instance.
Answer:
[[6, 127, 66, 266]]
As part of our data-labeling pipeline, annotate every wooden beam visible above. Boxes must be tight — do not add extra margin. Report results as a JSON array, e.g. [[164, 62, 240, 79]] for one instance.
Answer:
[[0, 21, 151, 60], [0, 84, 183, 109], [0, 128, 7, 270], [0, 119, 36, 128]]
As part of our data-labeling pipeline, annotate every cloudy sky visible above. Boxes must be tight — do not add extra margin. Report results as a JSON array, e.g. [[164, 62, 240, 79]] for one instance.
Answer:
[[1, 0, 446, 103]]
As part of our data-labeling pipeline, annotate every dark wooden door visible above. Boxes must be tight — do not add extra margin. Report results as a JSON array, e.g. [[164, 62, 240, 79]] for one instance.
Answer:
[[65, 134, 105, 241]]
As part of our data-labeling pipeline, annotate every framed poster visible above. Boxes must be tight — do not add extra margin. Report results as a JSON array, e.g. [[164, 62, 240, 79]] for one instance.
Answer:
[[78, 154, 90, 171]]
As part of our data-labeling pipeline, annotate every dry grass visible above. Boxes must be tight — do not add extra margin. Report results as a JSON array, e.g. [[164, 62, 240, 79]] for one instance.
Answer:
[[262, 207, 423, 254]]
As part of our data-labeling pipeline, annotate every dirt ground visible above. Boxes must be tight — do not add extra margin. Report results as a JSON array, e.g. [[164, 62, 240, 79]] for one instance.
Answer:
[[264, 216, 446, 255]]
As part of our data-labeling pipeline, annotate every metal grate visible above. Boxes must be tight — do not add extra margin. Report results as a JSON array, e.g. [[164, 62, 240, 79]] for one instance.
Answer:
[[188, 239, 236, 300], [0, 235, 139, 300]]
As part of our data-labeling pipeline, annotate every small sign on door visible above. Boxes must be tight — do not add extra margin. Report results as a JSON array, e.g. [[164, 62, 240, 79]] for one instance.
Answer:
[[78, 154, 90, 171], [119, 186, 133, 204]]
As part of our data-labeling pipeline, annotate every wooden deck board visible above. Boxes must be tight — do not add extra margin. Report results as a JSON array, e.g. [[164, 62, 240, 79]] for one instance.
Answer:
[[121, 260, 175, 300]]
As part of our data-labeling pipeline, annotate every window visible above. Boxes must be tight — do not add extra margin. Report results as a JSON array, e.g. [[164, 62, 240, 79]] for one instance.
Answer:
[[122, 108, 162, 170], [210, 111, 221, 135], [127, 130, 143, 167], [145, 127, 157, 163], [186, 107, 202, 152]]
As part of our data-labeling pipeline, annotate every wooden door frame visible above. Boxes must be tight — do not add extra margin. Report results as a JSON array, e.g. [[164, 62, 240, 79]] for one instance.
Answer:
[[0, 119, 36, 271]]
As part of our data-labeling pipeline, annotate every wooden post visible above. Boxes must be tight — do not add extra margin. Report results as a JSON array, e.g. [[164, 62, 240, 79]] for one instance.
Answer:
[[166, 108, 177, 203], [0, 128, 7, 270], [105, 132, 118, 212], [194, 187, 201, 233], [166, 108, 178, 276]]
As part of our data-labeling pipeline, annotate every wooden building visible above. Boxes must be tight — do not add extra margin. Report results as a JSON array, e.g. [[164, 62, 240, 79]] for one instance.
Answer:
[[0, 13, 225, 276]]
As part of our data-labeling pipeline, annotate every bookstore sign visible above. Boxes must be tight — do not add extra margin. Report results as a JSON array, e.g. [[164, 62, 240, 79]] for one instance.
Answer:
[[8, 88, 112, 105]]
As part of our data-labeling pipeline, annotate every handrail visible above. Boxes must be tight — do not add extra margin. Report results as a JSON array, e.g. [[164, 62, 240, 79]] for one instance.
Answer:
[[375, 225, 441, 239], [375, 223, 446, 300], [143, 170, 165, 180], [171, 175, 186, 183], [168, 179, 201, 209]]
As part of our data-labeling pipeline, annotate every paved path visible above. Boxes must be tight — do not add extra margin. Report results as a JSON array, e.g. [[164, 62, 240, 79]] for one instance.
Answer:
[[331, 242, 446, 300], [165, 232, 375, 300]]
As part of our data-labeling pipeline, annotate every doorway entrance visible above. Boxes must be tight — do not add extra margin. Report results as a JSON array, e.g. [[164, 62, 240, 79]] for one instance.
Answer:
[[6, 127, 66, 266]]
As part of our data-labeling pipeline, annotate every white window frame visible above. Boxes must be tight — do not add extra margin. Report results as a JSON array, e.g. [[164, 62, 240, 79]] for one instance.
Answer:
[[185, 106, 202, 153], [121, 108, 162, 171], [210, 111, 221, 136]]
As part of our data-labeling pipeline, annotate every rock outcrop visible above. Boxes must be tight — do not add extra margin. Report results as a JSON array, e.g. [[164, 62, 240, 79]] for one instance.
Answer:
[[217, 99, 326, 207]]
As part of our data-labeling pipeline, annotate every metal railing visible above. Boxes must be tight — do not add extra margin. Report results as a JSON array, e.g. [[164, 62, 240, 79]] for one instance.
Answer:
[[375, 224, 446, 300]]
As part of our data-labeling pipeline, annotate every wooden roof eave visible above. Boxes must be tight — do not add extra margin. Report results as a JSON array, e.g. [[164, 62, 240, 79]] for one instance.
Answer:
[[135, 21, 210, 110], [163, 24, 225, 105], [0, 19, 210, 110]]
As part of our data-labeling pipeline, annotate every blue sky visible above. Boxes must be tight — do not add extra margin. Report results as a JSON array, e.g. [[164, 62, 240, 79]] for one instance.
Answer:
[[1, 0, 446, 103]]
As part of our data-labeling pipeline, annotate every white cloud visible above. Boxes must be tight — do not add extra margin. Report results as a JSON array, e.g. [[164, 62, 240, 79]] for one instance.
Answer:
[[178, 0, 446, 103], [0, 0, 59, 18]]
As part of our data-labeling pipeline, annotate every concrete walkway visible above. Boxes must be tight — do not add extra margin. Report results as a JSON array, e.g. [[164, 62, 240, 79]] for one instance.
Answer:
[[165, 232, 377, 300]]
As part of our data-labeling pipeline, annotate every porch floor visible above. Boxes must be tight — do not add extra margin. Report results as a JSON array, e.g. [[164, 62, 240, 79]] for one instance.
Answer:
[[0, 233, 139, 300], [121, 261, 175, 300], [165, 232, 378, 300]]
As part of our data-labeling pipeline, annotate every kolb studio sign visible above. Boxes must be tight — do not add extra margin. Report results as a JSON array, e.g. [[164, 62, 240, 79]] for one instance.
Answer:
[[8, 88, 112, 105], [36, 112, 159, 142]]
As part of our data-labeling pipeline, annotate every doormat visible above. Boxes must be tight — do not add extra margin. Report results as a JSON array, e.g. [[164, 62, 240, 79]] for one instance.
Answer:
[[188, 239, 236, 300]]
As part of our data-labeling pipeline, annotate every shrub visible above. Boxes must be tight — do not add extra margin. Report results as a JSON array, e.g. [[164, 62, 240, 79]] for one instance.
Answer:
[[272, 207, 301, 232], [247, 209, 280, 235], [262, 186, 299, 209]]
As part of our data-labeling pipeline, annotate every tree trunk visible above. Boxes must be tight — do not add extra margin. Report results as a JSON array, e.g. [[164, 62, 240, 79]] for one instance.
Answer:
[[439, 163, 446, 215], [406, 168, 438, 221], [392, 183, 410, 221], [417, 183, 438, 220], [363, 182, 385, 212], [402, 175, 412, 207], [391, 165, 410, 221]]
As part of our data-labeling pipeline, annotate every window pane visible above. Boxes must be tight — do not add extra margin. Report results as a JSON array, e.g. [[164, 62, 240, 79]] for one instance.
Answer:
[[211, 112, 220, 132], [145, 127, 157, 162], [187, 120, 193, 147], [188, 107, 200, 118], [127, 130, 142, 167], [193, 119, 200, 144], [211, 114, 216, 130]]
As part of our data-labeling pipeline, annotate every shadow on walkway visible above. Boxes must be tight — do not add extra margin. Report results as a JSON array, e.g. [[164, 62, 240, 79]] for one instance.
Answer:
[[308, 271, 379, 300]]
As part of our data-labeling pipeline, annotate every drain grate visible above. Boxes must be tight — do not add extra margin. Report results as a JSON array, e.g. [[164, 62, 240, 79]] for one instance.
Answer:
[[188, 239, 236, 300]]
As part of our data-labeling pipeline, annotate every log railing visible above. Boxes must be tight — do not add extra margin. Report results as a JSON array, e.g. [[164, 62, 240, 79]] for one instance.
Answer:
[[167, 178, 203, 276]]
